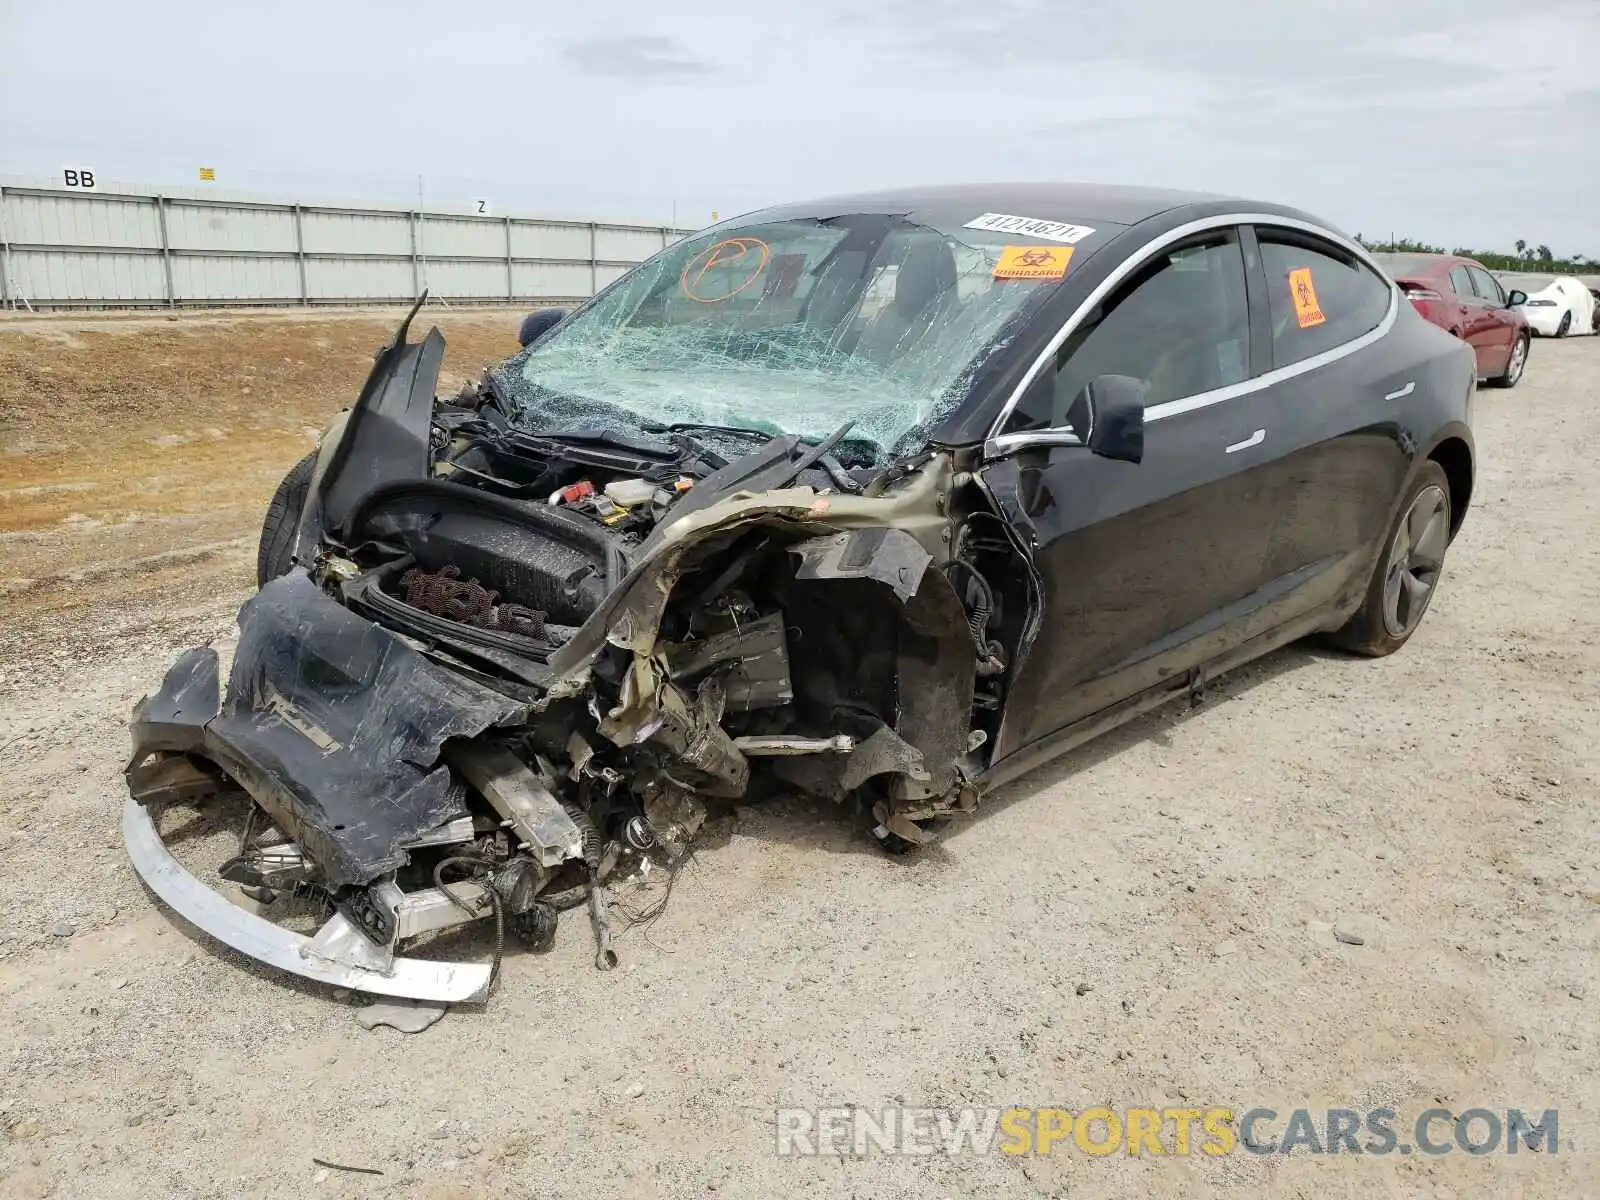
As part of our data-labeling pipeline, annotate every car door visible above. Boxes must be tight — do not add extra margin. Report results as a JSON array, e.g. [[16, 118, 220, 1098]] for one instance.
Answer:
[[980, 226, 1283, 760], [1247, 225, 1415, 626], [1447, 263, 1496, 375], [1467, 266, 1516, 369]]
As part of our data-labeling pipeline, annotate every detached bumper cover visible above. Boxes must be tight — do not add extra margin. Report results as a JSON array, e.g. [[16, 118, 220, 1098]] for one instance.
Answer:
[[122, 568, 526, 1002], [130, 570, 524, 890], [122, 796, 492, 1002]]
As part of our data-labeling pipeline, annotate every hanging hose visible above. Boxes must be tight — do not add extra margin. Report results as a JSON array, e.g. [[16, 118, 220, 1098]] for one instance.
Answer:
[[433, 855, 505, 997], [946, 559, 1007, 677]]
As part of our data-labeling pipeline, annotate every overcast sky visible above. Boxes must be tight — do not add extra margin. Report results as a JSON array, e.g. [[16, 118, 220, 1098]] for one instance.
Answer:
[[2, 0, 1596, 250]]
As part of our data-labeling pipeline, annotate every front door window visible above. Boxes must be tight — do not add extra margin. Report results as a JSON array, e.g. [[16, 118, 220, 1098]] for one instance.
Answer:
[[1001, 232, 1251, 436]]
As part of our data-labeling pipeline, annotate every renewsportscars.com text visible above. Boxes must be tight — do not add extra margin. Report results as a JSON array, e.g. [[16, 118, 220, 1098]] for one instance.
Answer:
[[775, 1105, 1558, 1158]]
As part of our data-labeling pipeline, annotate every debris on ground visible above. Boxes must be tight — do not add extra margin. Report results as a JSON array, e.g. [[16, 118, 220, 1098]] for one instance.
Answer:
[[354, 999, 450, 1034]]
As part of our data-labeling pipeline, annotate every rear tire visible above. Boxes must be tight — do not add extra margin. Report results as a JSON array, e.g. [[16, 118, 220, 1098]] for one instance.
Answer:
[[1328, 461, 1452, 658], [1487, 333, 1528, 388], [256, 452, 317, 587], [1556, 312, 1571, 338]]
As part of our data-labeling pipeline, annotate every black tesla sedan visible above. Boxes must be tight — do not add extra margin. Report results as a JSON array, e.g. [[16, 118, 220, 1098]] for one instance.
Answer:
[[125, 183, 1475, 1003]]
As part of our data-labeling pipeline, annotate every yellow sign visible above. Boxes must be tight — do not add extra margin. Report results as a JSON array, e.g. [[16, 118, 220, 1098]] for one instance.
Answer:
[[198, 167, 216, 182], [993, 245, 1073, 281], [1289, 266, 1326, 328]]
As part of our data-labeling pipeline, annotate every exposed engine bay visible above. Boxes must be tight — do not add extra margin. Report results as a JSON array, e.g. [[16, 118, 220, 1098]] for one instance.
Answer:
[[123, 300, 1037, 1004]]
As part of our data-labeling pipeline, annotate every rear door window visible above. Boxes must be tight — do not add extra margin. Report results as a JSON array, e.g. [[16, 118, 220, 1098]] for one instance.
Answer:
[[1256, 229, 1393, 368], [1448, 266, 1477, 300]]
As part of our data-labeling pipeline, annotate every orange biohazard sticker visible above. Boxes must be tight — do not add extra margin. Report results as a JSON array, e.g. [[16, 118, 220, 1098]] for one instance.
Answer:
[[1288, 266, 1326, 328], [993, 245, 1074, 281]]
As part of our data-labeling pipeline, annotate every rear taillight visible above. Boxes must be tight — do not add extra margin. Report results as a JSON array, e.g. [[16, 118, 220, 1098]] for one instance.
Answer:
[[1403, 286, 1443, 301]]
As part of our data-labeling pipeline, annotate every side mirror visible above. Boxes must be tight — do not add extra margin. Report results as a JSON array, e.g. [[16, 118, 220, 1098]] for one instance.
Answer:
[[1067, 375, 1146, 464], [518, 307, 567, 347], [1506, 290, 1528, 308]]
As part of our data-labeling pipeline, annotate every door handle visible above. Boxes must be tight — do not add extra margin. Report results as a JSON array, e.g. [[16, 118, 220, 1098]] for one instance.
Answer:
[[1384, 381, 1416, 401], [1225, 428, 1265, 454]]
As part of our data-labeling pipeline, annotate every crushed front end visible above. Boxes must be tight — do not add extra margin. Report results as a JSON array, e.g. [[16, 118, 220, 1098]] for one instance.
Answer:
[[123, 303, 1013, 1002]]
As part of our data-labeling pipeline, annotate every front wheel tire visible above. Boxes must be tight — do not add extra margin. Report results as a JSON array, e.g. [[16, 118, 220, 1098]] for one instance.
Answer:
[[256, 452, 317, 587], [1328, 461, 1452, 658]]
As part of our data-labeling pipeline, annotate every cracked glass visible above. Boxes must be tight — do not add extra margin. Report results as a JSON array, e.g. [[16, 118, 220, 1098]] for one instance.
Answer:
[[490, 214, 1074, 461]]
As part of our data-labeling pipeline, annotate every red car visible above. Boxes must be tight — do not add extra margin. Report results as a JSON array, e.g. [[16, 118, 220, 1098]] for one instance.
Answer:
[[1372, 253, 1530, 388]]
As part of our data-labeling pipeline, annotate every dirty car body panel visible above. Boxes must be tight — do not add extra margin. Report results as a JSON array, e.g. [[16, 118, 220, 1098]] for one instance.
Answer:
[[124, 184, 1475, 1000]]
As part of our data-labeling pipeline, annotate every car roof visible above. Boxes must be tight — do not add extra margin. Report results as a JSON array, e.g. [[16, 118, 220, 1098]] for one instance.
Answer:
[[1371, 251, 1482, 275], [743, 181, 1252, 230]]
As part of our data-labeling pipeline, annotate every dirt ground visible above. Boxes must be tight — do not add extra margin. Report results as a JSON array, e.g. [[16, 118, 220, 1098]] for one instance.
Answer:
[[0, 311, 1596, 1199]]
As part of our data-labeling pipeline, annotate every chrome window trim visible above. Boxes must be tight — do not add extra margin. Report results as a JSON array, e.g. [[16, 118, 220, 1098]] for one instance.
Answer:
[[982, 212, 1399, 460]]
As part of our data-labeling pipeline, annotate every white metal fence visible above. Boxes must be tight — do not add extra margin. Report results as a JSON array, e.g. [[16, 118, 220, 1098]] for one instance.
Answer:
[[0, 183, 698, 310]]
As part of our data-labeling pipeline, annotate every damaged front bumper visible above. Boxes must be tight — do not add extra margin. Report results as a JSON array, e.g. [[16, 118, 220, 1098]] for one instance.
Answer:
[[122, 796, 494, 1002], [121, 576, 549, 1002], [122, 308, 992, 1001]]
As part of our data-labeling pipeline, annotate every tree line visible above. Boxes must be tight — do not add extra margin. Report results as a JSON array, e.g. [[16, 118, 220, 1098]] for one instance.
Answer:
[[1356, 236, 1600, 276]]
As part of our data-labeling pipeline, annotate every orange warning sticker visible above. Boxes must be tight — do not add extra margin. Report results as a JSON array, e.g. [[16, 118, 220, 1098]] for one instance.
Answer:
[[1288, 266, 1326, 328], [993, 245, 1074, 281]]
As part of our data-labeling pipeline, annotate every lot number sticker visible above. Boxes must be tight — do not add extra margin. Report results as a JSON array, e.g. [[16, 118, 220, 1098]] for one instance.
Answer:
[[1289, 267, 1326, 328], [963, 213, 1096, 244]]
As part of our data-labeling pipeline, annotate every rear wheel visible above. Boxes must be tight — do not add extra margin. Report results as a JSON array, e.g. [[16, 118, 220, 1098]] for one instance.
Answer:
[[256, 452, 317, 586], [1488, 333, 1528, 388], [1329, 462, 1452, 657], [1557, 312, 1571, 338]]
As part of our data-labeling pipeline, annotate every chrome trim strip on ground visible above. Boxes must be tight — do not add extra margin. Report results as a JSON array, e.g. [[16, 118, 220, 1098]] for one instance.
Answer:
[[123, 797, 493, 1003], [983, 212, 1400, 459]]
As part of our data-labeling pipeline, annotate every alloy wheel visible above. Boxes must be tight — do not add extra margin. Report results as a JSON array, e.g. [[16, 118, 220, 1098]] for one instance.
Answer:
[[1382, 484, 1449, 638], [1506, 336, 1527, 383]]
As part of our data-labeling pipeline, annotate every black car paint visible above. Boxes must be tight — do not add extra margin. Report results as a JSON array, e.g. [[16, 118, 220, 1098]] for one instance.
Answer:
[[201, 184, 1476, 863], [944, 202, 1474, 775], [449, 185, 1473, 785]]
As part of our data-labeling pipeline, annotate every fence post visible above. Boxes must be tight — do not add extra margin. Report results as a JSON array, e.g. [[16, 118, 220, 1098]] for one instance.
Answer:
[[293, 204, 309, 305], [155, 194, 176, 307], [0, 185, 9, 308], [504, 215, 514, 302], [410, 210, 421, 296], [660, 227, 669, 251], [588, 222, 599, 297]]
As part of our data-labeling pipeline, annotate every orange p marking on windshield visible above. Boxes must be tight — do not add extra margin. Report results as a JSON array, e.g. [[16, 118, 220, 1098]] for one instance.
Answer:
[[680, 237, 771, 303], [993, 245, 1074, 280], [1288, 267, 1327, 328]]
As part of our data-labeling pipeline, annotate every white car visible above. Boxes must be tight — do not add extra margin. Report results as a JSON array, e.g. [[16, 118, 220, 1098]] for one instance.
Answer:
[[1500, 275, 1596, 337]]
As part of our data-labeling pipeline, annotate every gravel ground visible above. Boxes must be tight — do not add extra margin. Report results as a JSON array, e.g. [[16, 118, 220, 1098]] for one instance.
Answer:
[[0, 333, 1596, 1199]]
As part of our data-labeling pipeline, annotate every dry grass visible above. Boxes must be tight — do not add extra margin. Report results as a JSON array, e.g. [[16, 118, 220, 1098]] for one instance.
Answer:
[[0, 306, 522, 623]]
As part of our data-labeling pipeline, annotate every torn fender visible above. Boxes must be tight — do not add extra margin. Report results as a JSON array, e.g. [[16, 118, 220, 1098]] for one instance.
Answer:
[[308, 294, 444, 544], [547, 455, 955, 674]]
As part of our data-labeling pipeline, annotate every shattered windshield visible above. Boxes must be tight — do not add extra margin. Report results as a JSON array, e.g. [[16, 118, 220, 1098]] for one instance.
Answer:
[[489, 214, 1078, 460]]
